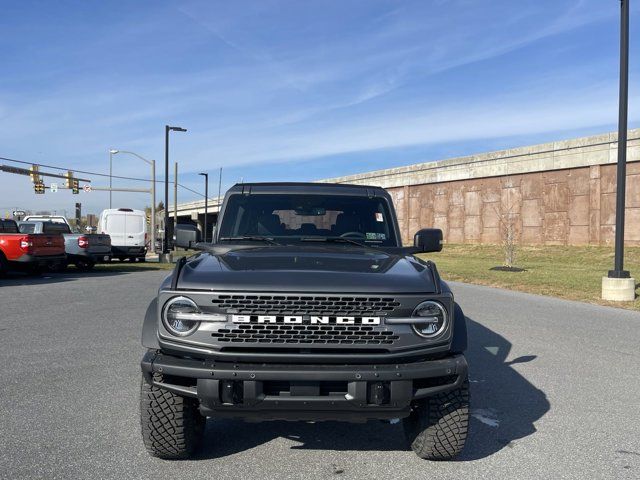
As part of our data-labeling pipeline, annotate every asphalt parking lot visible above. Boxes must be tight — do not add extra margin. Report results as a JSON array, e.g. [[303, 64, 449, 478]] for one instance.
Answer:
[[1, 268, 639, 480]]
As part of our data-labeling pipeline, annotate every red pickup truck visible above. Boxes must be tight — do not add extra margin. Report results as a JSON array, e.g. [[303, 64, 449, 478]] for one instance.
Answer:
[[0, 219, 66, 275]]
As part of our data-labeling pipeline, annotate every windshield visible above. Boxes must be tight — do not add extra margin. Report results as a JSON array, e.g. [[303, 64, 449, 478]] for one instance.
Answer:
[[218, 193, 398, 246]]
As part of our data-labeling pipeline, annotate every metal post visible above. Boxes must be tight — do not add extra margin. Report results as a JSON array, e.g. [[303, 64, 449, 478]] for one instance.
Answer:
[[164, 125, 170, 254], [162, 125, 186, 255], [109, 150, 113, 208], [111, 150, 155, 252], [200, 173, 208, 242], [217, 167, 223, 228], [174, 161, 178, 250], [150, 160, 156, 253], [610, 0, 630, 279]]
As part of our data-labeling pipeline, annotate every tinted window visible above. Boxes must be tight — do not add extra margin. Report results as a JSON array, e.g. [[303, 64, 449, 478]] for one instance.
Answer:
[[18, 223, 36, 233], [0, 220, 19, 233], [43, 222, 71, 234], [219, 194, 398, 246]]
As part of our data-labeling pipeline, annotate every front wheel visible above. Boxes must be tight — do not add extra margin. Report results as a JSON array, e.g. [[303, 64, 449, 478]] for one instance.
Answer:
[[140, 374, 205, 459], [403, 379, 470, 460]]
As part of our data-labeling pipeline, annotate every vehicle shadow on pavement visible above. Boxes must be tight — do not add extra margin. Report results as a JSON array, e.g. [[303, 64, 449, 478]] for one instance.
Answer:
[[194, 316, 550, 461], [0, 269, 143, 287], [457, 317, 550, 461], [198, 417, 409, 460]]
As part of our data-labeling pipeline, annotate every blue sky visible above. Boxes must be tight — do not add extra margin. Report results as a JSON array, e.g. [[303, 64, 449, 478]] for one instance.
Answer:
[[1, 0, 639, 215]]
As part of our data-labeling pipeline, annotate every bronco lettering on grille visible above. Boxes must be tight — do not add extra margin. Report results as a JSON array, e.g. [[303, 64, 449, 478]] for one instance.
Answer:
[[231, 315, 381, 325]]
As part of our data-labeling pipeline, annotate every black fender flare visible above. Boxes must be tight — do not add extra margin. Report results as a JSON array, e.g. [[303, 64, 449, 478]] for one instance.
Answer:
[[450, 302, 468, 353], [142, 298, 160, 349]]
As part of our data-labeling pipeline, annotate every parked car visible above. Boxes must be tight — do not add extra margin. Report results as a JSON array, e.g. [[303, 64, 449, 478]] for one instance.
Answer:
[[98, 208, 147, 261], [0, 219, 65, 275], [140, 183, 469, 461], [18, 221, 111, 271]]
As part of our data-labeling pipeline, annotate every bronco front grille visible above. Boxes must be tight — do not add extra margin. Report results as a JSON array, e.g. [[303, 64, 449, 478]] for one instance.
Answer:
[[211, 323, 399, 346], [211, 294, 401, 316]]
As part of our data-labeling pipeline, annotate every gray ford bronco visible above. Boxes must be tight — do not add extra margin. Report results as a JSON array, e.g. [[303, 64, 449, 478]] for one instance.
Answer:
[[140, 183, 469, 460]]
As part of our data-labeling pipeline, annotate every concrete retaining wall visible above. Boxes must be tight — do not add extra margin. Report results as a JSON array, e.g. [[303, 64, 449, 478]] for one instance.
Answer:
[[321, 129, 640, 245]]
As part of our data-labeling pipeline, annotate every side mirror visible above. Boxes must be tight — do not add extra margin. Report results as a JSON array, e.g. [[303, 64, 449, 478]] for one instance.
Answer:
[[174, 223, 201, 250], [414, 228, 443, 253]]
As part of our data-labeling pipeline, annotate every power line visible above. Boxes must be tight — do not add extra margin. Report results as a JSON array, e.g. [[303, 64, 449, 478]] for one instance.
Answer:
[[1, 154, 219, 201], [0, 155, 153, 183], [177, 183, 206, 198]]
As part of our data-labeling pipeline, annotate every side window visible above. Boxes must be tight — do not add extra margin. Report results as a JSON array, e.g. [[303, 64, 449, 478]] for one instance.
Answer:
[[1, 220, 19, 233]]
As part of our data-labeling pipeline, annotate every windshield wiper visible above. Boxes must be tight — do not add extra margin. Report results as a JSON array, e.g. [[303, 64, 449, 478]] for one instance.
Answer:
[[299, 236, 384, 252], [218, 235, 280, 245]]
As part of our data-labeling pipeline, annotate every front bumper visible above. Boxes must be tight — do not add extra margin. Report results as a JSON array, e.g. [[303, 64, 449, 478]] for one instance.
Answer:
[[141, 351, 468, 421]]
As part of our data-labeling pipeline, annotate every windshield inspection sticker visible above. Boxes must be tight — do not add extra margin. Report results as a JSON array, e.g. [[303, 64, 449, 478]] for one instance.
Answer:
[[366, 232, 386, 240], [375, 212, 384, 222]]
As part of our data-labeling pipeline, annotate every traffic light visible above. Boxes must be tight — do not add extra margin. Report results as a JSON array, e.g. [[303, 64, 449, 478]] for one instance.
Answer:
[[72, 179, 79, 194], [34, 180, 45, 194], [64, 171, 73, 188], [29, 164, 40, 182]]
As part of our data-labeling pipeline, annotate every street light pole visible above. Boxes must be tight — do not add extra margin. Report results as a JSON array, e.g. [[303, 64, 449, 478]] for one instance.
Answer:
[[603, 0, 635, 302], [217, 167, 223, 229], [111, 150, 156, 253], [610, 0, 630, 279], [151, 159, 156, 250], [199, 172, 209, 242], [163, 125, 186, 256], [109, 149, 118, 208], [174, 162, 178, 248]]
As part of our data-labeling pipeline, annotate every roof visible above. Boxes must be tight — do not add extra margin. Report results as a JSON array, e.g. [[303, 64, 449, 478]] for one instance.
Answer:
[[228, 182, 388, 197]]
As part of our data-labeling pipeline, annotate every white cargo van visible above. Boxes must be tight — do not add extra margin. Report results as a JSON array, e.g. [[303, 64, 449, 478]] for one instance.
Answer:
[[98, 208, 147, 261]]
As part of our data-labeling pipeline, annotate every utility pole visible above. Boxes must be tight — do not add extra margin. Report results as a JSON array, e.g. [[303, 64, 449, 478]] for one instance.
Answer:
[[163, 125, 186, 259], [603, 0, 635, 301], [174, 161, 178, 250], [150, 159, 156, 251], [109, 149, 118, 208], [199, 172, 209, 242], [110, 150, 156, 252]]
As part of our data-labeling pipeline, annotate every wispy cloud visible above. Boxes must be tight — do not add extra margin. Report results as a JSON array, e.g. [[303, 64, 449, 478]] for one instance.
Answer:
[[0, 0, 633, 213]]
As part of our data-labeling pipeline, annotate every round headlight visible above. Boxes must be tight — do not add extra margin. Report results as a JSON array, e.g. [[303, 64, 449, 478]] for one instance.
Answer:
[[162, 296, 200, 336], [411, 301, 447, 338]]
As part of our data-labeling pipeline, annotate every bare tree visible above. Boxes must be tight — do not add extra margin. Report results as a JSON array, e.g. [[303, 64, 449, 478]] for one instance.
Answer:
[[493, 201, 519, 268]]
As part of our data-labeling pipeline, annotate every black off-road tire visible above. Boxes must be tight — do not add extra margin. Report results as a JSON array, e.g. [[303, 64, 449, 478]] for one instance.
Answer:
[[0, 253, 8, 277], [75, 259, 95, 271], [25, 264, 43, 276], [48, 261, 67, 273], [403, 379, 470, 460], [140, 374, 205, 460]]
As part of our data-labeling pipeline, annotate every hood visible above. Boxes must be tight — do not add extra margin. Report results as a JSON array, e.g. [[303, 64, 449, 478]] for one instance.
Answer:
[[174, 245, 437, 294]]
